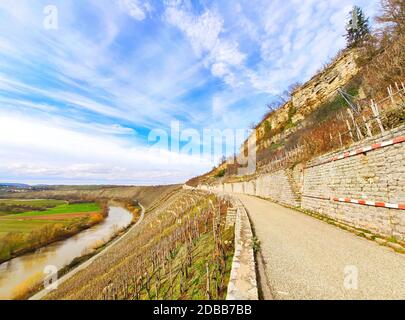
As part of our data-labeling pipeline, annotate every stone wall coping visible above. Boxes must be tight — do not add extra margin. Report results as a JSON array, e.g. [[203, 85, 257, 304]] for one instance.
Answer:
[[225, 196, 259, 300]]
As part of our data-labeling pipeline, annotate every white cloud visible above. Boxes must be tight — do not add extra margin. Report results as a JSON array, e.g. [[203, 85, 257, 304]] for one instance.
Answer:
[[164, 2, 246, 86], [0, 111, 211, 184], [118, 0, 152, 21], [211, 63, 228, 77], [0, 2, 205, 130], [165, 8, 222, 55], [245, 0, 379, 93], [211, 41, 245, 66]]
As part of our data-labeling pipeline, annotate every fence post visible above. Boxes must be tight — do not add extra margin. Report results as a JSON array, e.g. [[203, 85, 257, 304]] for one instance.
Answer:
[[346, 120, 354, 141], [338, 132, 343, 148], [388, 86, 395, 105], [362, 115, 373, 137], [347, 108, 363, 140], [395, 82, 400, 92], [370, 100, 385, 134]]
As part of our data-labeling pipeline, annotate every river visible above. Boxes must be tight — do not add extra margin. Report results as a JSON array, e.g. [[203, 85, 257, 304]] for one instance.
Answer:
[[0, 206, 132, 300]]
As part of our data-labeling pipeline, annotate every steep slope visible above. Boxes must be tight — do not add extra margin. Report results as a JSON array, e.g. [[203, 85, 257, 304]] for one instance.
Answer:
[[0, 185, 181, 211]]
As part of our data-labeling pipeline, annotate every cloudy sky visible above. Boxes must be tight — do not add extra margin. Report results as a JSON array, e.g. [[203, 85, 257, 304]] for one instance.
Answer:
[[0, 0, 379, 185]]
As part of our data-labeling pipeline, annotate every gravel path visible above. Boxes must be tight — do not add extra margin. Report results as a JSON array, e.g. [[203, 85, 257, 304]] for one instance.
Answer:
[[237, 194, 405, 300]]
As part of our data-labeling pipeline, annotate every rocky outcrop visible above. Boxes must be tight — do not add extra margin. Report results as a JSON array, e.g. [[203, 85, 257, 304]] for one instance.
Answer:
[[291, 50, 359, 116], [255, 50, 360, 152]]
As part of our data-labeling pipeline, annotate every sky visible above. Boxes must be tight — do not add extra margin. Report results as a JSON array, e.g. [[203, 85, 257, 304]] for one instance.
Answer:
[[0, 0, 380, 185]]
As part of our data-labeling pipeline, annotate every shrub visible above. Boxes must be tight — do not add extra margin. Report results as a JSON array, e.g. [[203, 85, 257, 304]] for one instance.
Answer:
[[263, 120, 272, 137], [214, 169, 226, 178]]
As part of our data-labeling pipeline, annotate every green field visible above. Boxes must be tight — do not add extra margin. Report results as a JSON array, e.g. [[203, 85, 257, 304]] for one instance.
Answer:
[[0, 199, 65, 215], [0, 199, 65, 207], [0, 199, 103, 262], [0, 201, 101, 235], [0, 220, 74, 235], [6, 202, 100, 218]]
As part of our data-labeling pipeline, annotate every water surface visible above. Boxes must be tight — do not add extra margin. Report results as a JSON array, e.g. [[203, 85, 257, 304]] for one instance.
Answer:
[[0, 206, 132, 299]]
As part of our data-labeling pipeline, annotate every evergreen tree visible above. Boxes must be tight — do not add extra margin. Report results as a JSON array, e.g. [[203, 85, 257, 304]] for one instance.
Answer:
[[345, 6, 370, 47]]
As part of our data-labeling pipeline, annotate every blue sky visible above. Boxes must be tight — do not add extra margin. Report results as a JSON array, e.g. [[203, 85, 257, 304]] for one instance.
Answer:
[[0, 0, 379, 185]]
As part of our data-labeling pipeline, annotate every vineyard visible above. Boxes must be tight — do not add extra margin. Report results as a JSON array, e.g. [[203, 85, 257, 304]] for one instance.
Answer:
[[45, 190, 234, 300]]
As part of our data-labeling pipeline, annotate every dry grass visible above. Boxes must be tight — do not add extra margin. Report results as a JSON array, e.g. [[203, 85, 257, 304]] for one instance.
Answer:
[[360, 35, 405, 99], [11, 272, 43, 300]]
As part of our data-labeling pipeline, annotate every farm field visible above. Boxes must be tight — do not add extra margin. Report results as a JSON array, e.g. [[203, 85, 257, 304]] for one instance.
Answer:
[[0, 199, 65, 216], [0, 199, 104, 263], [1, 202, 100, 218]]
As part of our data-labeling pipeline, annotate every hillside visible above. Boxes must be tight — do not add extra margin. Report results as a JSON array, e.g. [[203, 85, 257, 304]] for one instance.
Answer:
[[187, 48, 359, 185], [44, 189, 234, 300], [189, 1, 405, 255], [190, 39, 404, 187], [0, 185, 181, 211]]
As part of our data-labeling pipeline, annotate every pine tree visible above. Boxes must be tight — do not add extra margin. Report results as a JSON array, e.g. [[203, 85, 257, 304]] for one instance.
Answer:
[[345, 6, 370, 47]]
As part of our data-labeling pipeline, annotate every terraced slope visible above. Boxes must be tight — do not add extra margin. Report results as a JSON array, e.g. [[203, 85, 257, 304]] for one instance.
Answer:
[[44, 189, 234, 300]]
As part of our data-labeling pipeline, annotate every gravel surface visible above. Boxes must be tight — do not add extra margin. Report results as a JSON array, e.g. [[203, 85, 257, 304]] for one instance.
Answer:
[[238, 195, 405, 300]]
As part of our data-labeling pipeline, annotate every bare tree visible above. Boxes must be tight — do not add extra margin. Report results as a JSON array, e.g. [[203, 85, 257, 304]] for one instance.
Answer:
[[376, 0, 405, 37]]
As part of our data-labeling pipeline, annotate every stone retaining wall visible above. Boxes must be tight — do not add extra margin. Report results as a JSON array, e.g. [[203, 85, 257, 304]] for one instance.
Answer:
[[302, 128, 405, 242], [188, 189, 259, 300], [207, 168, 302, 208], [225, 197, 258, 300], [202, 127, 405, 242], [255, 169, 301, 206]]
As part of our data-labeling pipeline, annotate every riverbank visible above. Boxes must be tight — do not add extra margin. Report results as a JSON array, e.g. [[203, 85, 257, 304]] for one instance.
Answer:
[[0, 201, 107, 264], [28, 203, 144, 300], [40, 190, 236, 300], [0, 216, 103, 265], [0, 203, 138, 300]]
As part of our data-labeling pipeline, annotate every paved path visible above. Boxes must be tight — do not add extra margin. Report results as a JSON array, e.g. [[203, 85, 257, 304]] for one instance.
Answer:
[[237, 194, 405, 300]]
